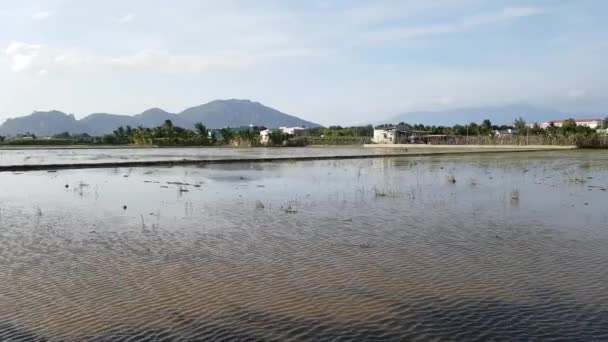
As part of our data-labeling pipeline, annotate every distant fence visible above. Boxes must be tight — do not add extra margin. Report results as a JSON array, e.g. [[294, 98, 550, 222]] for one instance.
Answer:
[[292, 136, 372, 146], [422, 135, 608, 148]]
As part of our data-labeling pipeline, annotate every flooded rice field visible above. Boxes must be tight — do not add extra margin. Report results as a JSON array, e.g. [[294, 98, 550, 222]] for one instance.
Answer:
[[0, 147, 416, 166], [0, 146, 550, 167], [1, 150, 607, 341]]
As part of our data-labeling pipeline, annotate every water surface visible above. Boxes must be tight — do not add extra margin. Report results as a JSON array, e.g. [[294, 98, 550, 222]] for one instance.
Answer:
[[0, 150, 607, 341]]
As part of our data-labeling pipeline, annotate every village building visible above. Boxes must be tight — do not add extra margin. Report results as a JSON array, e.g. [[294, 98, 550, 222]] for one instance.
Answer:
[[279, 126, 310, 137], [540, 119, 604, 129], [494, 128, 519, 136], [372, 127, 409, 144], [259, 129, 271, 145]]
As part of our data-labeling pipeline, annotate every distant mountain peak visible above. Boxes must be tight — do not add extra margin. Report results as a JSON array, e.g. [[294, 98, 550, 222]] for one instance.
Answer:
[[179, 100, 319, 129], [140, 107, 170, 115]]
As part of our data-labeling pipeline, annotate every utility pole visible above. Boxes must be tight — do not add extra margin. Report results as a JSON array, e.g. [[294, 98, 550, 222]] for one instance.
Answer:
[[602, 117, 608, 145]]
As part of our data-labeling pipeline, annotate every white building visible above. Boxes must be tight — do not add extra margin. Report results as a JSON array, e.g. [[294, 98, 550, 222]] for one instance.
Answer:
[[372, 127, 408, 144], [494, 128, 519, 136], [280, 126, 309, 137], [540, 119, 603, 129], [259, 129, 271, 145]]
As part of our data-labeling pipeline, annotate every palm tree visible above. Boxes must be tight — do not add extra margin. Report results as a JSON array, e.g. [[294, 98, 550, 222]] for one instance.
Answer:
[[194, 122, 209, 145], [220, 128, 235, 145]]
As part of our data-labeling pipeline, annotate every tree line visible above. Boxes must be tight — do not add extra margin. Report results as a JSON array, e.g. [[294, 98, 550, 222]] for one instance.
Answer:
[[377, 117, 608, 137], [1, 117, 607, 147], [107, 120, 268, 146]]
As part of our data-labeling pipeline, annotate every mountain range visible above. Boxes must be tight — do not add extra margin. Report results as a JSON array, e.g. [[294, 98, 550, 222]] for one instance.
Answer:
[[0, 100, 321, 136], [380, 104, 604, 126]]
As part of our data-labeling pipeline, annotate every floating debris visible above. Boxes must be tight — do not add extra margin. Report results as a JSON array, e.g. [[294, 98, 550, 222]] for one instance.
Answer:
[[284, 206, 298, 214], [375, 190, 388, 197], [255, 200, 265, 209], [447, 175, 456, 184]]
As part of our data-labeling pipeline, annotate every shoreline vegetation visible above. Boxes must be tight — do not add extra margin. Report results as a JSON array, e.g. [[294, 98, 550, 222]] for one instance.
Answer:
[[1, 117, 607, 148]]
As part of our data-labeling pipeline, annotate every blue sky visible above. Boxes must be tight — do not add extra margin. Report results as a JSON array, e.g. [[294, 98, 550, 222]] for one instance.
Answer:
[[1, 0, 606, 125]]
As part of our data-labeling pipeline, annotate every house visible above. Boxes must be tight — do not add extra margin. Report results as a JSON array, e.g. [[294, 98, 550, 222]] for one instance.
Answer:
[[540, 119, 603, 129], [372, 127, 409, 144], [280, 126, 309, 137], [494, 128, 519, 135], [260, 129, 271, 145]]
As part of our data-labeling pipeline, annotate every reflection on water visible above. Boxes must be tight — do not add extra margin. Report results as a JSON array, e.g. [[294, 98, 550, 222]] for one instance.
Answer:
[[0, 147, 417, 166], [1, 151, 607, 341]]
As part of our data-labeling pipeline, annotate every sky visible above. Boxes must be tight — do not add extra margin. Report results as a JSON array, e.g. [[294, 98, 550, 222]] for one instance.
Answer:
[[0, 0, 607, 125]]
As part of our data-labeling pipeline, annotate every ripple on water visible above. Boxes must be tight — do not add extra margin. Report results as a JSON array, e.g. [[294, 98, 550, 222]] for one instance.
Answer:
[[1, 152, 608, 341]]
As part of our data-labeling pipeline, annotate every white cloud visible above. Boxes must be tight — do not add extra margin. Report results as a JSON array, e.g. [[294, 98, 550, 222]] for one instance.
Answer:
[[3, 41, 323, 74], [502, 6, 544, 18], [32, 10, 54, 20], [439, 96, 454, 105], [568, 89, 586, 99], [118, 14, 134, 23], [360, 6, 544, 44], [5, 41, 42, 71], [38, 69, 48, 76]]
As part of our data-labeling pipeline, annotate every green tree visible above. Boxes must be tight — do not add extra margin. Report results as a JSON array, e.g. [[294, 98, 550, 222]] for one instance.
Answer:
[[113, 126, 126, 139], [560, 119, 577, 134], [481, 119, 492, 135], [513, 117, 527, 133], [194, 122, 209, 145], [209, 131, 218, 145], [482, 119, 492, 130], [268, 130, 288, 145], [194, 122, 207, 137], [53, 131, 71, 139], [530, 123, 544, 135], [220, 128, 235, 145]]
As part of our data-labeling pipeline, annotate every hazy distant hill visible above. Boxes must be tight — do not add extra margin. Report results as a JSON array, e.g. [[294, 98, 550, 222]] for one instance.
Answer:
[[380, 104, 599, 126], [0, 99, 320, 136], [133, 108, 193, 128], [179, 100, 319, 129], [78, 113, 137, 136], [0, 111, 80, 136]]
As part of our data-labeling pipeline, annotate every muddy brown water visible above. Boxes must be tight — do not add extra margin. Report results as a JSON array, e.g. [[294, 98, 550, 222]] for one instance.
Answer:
[[1, 150, 607, 341]]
